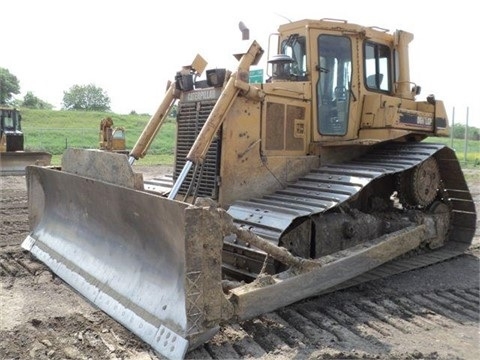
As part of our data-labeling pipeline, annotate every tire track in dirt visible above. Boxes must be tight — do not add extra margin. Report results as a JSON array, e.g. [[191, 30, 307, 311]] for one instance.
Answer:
[[0, 250, 45, 278], [187, 284, 479, 359], [0, 311, 152, 359], [0, 188, 29, 247]]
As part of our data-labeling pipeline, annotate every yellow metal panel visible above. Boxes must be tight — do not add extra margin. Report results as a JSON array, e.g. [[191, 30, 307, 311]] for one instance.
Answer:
[[219, 97, 318, 207]]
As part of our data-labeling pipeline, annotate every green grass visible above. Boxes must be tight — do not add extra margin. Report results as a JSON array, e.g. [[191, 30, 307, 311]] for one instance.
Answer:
[[424, 136, 480, 168], [20, 108, 480, 168], [20, 108, 176, 166]]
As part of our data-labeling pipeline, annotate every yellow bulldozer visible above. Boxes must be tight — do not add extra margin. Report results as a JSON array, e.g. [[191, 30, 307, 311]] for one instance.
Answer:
[[22, 19, 476, 359], [0, 107, 51, 175], [98, 116, 127, 153]]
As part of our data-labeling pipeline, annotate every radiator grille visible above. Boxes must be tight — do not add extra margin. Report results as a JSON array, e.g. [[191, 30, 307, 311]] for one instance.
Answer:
[[174, 98, 221, 198]]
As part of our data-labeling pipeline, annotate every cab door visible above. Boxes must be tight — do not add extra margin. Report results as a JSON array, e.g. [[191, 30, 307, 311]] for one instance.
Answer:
[[309, 30, 360, 142]]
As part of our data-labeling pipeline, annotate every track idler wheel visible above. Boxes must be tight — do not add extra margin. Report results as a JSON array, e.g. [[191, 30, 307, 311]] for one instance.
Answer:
[[398, 157, 440, 208]]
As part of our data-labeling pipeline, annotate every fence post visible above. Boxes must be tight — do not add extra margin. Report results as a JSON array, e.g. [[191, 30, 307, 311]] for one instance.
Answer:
[[464, 107, 469, 163], [450, 107, 454, 148]]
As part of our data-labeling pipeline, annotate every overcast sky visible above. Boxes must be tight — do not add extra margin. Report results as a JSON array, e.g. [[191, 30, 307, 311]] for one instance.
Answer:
[[3, 0, 478, 127]]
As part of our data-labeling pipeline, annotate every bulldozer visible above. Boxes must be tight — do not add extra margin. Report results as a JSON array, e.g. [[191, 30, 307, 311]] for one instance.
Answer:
[[99, 116, 127, 154], [0, 106, 52, 175], [22, 19, 476, 359]]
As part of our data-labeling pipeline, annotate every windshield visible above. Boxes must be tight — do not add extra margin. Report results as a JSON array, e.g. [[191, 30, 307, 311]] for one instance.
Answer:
[[1, 109, 21, 132]]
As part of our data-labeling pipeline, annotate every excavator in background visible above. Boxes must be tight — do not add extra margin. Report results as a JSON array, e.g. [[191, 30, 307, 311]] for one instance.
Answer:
[[0, 107, 51, 175], [98, 116, 127, 154], [22, 19, 476, 360]]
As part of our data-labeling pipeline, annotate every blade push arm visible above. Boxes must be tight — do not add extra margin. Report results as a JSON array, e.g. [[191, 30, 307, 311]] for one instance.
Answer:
[[129, 82, 178, 164]]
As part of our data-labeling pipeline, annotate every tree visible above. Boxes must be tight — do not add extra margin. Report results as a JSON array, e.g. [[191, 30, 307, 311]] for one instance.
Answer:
[[62, 83, 111, 111], [451, 123, 480, 140], [0, 67, 20, 105], [22, 91, 53, 109]]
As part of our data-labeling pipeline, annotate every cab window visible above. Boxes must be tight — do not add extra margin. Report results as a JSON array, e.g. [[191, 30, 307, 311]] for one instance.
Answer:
[[364, 42, 391, 92], [280, 34, 307, 80], [317, 34, 352, 135]]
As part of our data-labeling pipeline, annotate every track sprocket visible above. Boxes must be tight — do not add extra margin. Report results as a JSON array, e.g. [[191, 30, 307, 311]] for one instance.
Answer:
[[397, 157, 440, 208]]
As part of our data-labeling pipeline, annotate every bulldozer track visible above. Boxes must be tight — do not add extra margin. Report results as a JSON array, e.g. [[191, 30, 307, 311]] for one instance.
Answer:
[[146, 143, 476, 283], [225, 142, 476, 280]]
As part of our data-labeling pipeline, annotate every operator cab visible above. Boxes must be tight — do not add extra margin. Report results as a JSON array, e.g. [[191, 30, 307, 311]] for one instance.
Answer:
[[0, 108, 24, 152]]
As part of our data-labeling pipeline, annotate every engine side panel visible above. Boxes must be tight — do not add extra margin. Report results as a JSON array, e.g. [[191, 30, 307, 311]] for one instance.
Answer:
[[219, 96, 320, 207]]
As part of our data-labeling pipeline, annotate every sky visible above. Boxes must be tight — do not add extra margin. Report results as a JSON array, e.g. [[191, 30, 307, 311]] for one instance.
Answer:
[[3, 0, 478, 127]]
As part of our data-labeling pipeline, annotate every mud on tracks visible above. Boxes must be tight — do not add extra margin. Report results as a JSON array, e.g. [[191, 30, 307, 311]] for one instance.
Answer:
[[1, 170, 479, 360]]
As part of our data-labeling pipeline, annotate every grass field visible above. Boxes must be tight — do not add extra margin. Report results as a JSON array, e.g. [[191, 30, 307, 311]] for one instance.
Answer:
[[20, 108, 176, 166], [19, 108, 480, 168], [423, 137, 480, 168]]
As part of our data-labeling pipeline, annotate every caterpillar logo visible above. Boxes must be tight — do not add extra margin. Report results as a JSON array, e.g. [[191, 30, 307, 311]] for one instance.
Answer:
[[184, 88, 221, 102], [399, 111, 434, 127]]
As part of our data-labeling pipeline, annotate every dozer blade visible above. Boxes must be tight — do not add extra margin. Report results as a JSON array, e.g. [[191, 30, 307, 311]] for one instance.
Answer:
[[22, 159, 228, 359], [0, 151, 52, 176]]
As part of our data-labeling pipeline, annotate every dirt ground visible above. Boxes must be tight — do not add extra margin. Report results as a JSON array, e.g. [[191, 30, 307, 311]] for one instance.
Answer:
[[1, 166, 479, 360]]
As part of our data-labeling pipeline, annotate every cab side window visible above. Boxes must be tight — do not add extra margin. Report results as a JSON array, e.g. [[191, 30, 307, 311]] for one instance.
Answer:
[[281, 35, 307, 80], [364, 42, 391, 92]]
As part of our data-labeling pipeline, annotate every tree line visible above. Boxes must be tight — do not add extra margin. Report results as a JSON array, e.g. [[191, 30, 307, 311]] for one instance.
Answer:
[[0, 67, 111, 111], [450, 123, 479, 141]]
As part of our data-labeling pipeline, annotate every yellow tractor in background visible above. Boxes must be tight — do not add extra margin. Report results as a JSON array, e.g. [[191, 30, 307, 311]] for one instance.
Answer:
[[0, 106, 51, 175], [98, 116, 127, 153], [22, 18, 475, 360]]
